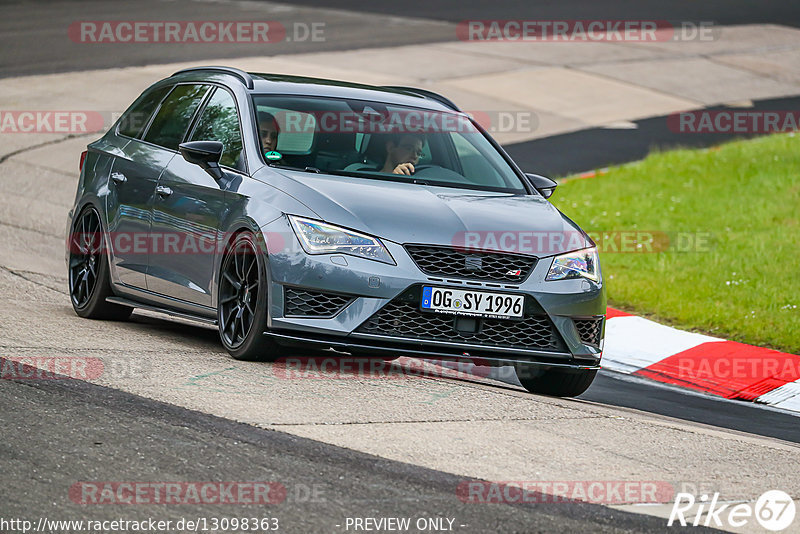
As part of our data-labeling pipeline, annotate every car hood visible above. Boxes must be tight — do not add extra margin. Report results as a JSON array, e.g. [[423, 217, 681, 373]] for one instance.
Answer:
[[263, 169, 590, 257]]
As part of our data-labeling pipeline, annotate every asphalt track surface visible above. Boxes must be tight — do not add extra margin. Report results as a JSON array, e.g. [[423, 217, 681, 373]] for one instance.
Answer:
[[288, 0, 800, 28], [0, 0, 457, 78], [505, 95, 800, 177], [2, 2, 800, 532], [583, 372, 800, 445], [1, 369, 719, 533], [5, 1, 800, 79], [1, 0, 795, 438]]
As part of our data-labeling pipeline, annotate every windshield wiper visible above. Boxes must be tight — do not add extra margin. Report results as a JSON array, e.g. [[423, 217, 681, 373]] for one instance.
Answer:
[[272, 166, 518, 193], [269, 163, 323, 174], [325, 168, 417, 184]]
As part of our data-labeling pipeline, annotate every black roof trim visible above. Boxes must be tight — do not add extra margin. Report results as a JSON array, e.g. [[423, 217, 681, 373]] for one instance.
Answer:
[[172, 66, 254, 89], [381, 86, 461, 112]]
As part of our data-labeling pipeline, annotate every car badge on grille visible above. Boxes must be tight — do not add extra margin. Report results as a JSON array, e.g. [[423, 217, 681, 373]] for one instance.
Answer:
[[506, 269, 523, 276], [464, 255, 482, 271]]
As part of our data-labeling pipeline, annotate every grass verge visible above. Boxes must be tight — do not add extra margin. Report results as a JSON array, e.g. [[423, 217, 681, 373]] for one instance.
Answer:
[[551, 132, 800, 354]]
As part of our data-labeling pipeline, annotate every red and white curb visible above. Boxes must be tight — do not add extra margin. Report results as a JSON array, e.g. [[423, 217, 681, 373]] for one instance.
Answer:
[[603, 308, 800, 413], [433, 307, 800, 414]]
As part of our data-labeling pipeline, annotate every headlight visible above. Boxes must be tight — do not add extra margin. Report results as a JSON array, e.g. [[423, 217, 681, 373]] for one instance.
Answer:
[[546, 247, 600, 282], [288, 215, 395, 265]]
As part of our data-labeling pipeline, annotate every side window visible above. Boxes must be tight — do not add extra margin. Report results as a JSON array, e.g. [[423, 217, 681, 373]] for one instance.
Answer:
[[143, 84, 209, 150], [117, 85, 171, 139], [189, 88, 244, 171]]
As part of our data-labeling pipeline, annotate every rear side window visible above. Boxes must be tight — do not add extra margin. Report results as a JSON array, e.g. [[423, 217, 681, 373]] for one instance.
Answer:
[[143, 84, 209, 150], [189, 88, 244, 171], [117, 85, 171, 139]]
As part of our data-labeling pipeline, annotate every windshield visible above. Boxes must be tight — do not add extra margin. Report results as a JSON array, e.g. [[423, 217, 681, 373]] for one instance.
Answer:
[[251, 94, 528, 194]]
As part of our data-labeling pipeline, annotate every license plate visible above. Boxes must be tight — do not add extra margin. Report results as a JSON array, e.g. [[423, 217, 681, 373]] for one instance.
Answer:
[[420, 286, 524, 319]]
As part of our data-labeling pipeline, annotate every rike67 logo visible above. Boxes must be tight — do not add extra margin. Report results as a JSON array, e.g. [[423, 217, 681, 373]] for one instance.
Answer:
[[669, 490, 796, 531]]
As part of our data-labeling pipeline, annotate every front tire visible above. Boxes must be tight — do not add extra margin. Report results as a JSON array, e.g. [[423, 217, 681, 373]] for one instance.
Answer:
[[217, 232, 280, 361], [68, 206, 132, 321], [515, 364, 597, 397]]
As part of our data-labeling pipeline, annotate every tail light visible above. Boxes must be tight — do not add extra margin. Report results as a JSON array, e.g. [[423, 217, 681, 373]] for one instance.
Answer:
[[79, 150, 88, 172]]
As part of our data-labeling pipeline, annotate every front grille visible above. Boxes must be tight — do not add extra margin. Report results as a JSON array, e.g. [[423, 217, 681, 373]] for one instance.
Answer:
[[405, 245, 536, 283], [356, 300, 565, 352], [283, 287, 353, 318], [573, 317, 603, 346]]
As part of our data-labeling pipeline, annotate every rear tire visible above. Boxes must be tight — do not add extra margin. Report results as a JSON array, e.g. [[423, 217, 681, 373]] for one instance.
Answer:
[[515, 365, 597, 397], [218, 232, 281, 361], [68, 206, 132, 321]]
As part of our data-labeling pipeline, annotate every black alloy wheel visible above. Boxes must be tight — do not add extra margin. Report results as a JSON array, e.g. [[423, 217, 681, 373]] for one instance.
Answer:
[[68, 206, 131, 320], [218, 232, 279, 360]]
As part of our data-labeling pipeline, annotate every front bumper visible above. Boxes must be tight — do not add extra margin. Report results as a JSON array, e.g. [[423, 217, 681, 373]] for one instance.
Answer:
[[261, 217, 606, 368]]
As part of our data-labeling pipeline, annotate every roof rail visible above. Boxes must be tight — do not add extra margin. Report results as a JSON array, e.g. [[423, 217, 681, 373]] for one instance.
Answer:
[[171, 66, 254, 90], [382, 86, 460, 112]]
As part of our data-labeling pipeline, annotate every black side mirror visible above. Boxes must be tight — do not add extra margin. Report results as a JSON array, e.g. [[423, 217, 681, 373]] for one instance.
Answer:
[[526, 173, 558, 199], [179, 141, 224, 180]]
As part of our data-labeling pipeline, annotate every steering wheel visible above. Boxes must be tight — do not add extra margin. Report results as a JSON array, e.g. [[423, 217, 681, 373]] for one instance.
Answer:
[[410, 164, 437, 175]]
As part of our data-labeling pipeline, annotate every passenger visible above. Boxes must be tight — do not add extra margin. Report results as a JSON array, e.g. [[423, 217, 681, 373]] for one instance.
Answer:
[[258, 111, 280, 152], [380, 133, 424, 175]]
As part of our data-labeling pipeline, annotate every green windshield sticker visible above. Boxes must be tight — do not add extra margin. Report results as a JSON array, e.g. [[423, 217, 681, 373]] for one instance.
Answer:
[[265, 151, 282, 161]]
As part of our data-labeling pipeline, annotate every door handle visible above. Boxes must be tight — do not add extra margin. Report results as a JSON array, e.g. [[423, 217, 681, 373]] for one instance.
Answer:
[[156, 185, 173, 198], [111, 171, 127, 184]]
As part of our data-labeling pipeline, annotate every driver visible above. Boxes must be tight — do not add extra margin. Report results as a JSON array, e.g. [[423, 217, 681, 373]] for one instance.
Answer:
[[380, 133, 424, 175]]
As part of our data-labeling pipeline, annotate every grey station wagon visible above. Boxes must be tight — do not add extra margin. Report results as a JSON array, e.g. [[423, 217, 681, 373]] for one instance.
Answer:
[[67, 66, 606, 396]]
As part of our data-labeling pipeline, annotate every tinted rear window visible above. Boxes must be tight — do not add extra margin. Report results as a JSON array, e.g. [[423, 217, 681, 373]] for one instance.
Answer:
[[143, 84, 209, 150], [117, 85, 171, 139]]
